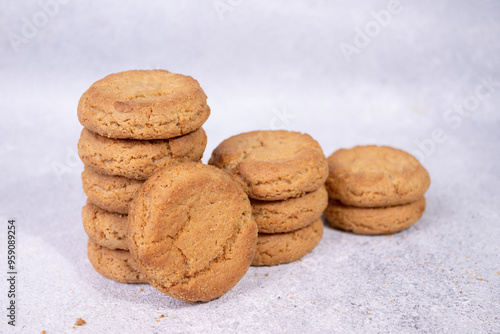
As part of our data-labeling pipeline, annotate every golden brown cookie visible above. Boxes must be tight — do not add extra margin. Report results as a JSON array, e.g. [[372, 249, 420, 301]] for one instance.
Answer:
[[87, 239, 147, 284], [251, 218, 324, 267], [326, 145, 430, 207], [251, 185, 328, 233], [77, 70, 210, 140], [82, 201, 129, 250], [208, 130, 328, 201], [324, 197, 426, 235], [128, 162, 258, 302], [78, 127, 206, 180], [82, 167, 144, 214]]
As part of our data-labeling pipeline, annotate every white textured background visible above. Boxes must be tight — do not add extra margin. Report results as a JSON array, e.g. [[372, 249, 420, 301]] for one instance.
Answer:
[[1, 0, 499, 333]]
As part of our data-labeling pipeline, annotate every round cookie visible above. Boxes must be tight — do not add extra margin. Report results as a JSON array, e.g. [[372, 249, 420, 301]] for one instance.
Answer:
[[251, 185, 328, 233], [82, 201, 129, 250], [77, 69, 210, 140], [252, 218, 324, 267], [128, 162, 258, 302], [82, 167, 144, 214], [324, 197, 426, 235], [78, 127, 206, 180], [208, 130, 328, 201], [87, 239, 147, 284], [326, 145, 430, 207]]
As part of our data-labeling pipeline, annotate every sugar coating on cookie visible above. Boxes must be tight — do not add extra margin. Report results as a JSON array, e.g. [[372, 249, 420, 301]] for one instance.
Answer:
[[208, 130, 328, 201], [326, 145, 430, 207], [128, 162, 258, 302], [251, 218, 324, 267], [78, 127, 207, 180], [87, 239, 147, 284], [77, 70, 210, 140], [251, 185, 328, 233], [82, 201, 129, 250], [324, 197, 426, 235], [82, 167, 144, 214]]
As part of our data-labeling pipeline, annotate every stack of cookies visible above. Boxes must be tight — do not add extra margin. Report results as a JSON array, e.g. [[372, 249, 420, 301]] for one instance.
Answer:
[[324, 145, 430, 235], [209, 130, 329, 266], [77, 70, 210, 283]]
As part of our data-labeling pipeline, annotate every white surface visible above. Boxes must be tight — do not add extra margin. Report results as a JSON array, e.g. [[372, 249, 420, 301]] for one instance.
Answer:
[[1, 0, 499, 333]]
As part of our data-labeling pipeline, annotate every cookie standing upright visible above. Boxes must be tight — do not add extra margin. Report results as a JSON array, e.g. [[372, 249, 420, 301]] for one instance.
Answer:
[[209, 130, 328, 267], [128, 163, 258, 302], [324, 145, 430, 235]]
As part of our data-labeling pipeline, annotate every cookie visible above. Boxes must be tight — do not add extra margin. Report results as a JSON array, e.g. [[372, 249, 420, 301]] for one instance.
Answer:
[[128, 162, 258, 302], [87, 239, 147, 284], [324, 197, 426, 235], [251, 185, 328, 233], [82, 167, 143, 214], [77, 70, 210, 140], [82, 201, 129, 250], [251, 218, 323, 267], [78, 127, 206, 180], [326, 145, 430, 207], [208, 130, 328, 201]]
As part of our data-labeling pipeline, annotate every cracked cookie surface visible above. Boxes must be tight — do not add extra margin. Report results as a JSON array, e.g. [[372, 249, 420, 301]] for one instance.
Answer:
[[208, 130, 328, 201], [128, 162, 257, 302], [251, 218, 323, 267], [78, 127, 206, 180], [251, 185, 328, 233], [82, 167, 144, 214], [77, 70, 210, 139], [82, 200, 129, 250], [324, 197, 426, 235], [326, 145, 430, 207], [87, 239, 147, 284]]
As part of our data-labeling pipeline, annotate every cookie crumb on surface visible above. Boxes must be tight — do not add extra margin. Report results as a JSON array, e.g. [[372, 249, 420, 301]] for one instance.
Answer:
[[75, 318, 86, 326], [41, 331, 47, 334]]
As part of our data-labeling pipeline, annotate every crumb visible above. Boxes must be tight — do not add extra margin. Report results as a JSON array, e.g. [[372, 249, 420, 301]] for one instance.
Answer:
[[156, 320, 160, 322], [41, 331, 47, 334], [289, 297, 293, 299], [140, 288, 143, 291], [367, 312, 370, 315], [405, 292, 408, 296], [265, 274, 269, 277], [312, 301, 316, 305], [72, 327, 75, 329], [460, 291, 463, 294], [160, 314, 165, 318], [75, 318, 86, 326]]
